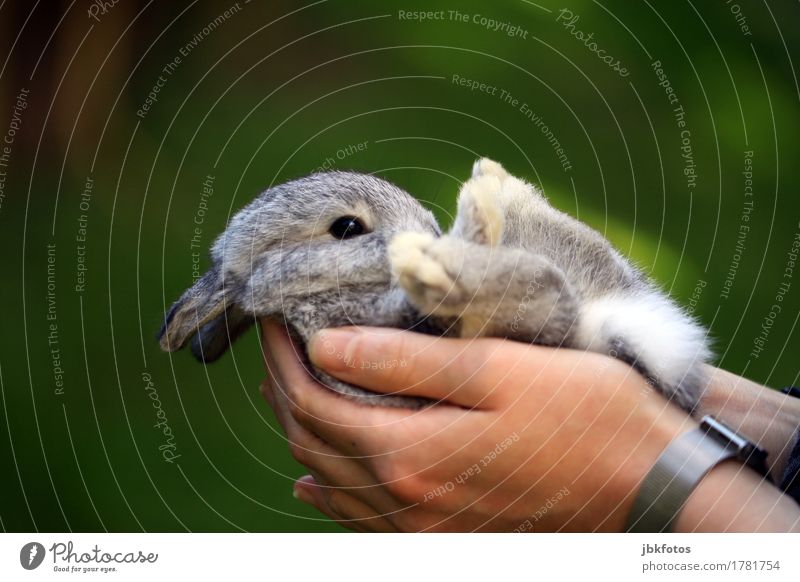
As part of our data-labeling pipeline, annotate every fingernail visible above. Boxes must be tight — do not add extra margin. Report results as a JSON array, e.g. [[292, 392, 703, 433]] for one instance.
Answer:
[[293, 488, 314, 505], [293, 477, 317, 505], [308, 328, 357, 370]]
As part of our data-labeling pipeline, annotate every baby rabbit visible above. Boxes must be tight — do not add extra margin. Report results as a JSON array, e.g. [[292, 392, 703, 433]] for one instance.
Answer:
[[391, 159, 711, 410], [159, 159, 711, 411]]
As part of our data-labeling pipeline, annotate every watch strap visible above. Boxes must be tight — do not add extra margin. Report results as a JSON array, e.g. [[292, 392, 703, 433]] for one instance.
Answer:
[[782, 386, 800, 399], [626, 427, 735, 533]]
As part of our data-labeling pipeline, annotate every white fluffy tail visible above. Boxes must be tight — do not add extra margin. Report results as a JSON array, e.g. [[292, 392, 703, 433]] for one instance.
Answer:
[[573, 292, 711, 410]]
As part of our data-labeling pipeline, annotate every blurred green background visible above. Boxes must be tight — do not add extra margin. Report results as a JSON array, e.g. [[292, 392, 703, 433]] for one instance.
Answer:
[[1, 0, 799, 532]]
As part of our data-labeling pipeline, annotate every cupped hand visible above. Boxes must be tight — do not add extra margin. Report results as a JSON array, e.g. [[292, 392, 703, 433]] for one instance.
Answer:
[[259, 319, 698, 532]]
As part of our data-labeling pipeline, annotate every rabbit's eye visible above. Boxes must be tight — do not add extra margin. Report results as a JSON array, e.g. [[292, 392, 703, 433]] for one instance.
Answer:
[[329, 216, 365, 239]]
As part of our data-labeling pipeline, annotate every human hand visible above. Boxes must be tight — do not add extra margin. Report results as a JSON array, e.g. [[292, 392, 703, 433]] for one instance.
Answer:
[[259, 319, 699, 531]]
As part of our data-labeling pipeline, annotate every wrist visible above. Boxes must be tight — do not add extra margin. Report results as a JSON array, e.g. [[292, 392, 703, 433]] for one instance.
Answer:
[[698, 366, 800, 481], [602, 382, 696, 531], [626, 412, 781, 532], [674, 460, 800, 532]]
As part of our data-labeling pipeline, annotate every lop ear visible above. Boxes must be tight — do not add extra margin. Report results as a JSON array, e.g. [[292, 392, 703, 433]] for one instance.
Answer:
[[158, 267, 232, 353], [189, 306, 254, 363]]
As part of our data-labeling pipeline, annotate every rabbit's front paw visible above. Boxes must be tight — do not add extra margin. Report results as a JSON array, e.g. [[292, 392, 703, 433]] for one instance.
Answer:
[[389, 232, 468, 314]]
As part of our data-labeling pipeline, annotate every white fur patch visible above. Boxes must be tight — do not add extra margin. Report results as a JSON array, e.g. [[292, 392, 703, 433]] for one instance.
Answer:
[[459, 175, 504, 247], [472, 157, 509, 180], [574, 292, 711, 389]]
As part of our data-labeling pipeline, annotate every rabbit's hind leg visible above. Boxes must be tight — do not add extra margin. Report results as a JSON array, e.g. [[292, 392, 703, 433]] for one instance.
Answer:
[[471, 157, 510, 181], [451, 173, 505, 247], [390, 233, 578, 343], [389, 232, 466, 313]]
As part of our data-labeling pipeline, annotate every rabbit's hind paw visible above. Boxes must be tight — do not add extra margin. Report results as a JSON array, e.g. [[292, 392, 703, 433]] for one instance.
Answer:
[[389, 232, 467, 315], [455, 174, 504, 246], [471, 157, 509, 181]]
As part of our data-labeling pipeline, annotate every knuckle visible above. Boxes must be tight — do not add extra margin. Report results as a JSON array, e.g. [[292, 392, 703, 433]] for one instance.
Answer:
[[392, 508, 444, 533], [346, 331, 368, 365], [287, 394, 312, 425], [376, 334, 413, 386], [283, 375, 307, 401], [453, 340, 503, 395], [287, 442, 309, 465], [372, 456, 401, 485], [382, 469, 425, 505], [324, 489, 347, 518], [258, 379, 270, 396], [392, 509, 425, 532], [384, 480, 418, 505], [284, 422, 310, 449], [259, 379, 275, 404]]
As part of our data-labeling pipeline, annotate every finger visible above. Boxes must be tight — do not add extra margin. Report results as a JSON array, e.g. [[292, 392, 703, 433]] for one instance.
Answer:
[[262, 320, 437, 457], [259, 377, 276, 408], [289, 383, 454, 462], [261, 319, 465, 468], [261, 319, 335, 404], [264, 373, 409, 516], [260, 322, 454, 515], [262, 376, 332, 471], [279, 407, 410, 514], [294, 476, 398, 533], [309, 327, 509, 408], [260, 318, 309, 383], [260, 319, 362, 443], [260, 321, 296, 413], [294, 483, 365, 532], [260, 377, 297, 436], [260, 332, 323, 447], [263, 368, 413, 515]]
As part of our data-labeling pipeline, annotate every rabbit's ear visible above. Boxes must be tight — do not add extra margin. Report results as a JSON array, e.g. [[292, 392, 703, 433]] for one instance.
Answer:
[[189, 306, 254, 363], [158, 267, 231, 353]]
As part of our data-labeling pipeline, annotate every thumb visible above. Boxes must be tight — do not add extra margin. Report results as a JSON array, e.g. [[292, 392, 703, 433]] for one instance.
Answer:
[[308, 327, 512, 408]]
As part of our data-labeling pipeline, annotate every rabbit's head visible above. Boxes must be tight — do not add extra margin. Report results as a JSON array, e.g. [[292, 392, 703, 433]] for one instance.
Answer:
[[158, 171, 440, 363]]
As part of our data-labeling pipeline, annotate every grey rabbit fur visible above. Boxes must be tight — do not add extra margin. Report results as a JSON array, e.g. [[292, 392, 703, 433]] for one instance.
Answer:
[[159, 158, 711, 411]]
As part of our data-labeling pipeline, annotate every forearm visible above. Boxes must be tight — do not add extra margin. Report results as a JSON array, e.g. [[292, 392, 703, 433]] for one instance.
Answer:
[[675, 461, 800, 532], [698, 365, 800, 481], [615, 366, 800, 532]]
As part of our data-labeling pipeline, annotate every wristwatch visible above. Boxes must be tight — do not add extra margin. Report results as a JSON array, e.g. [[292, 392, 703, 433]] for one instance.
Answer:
[[626, 415, 771, 533]]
